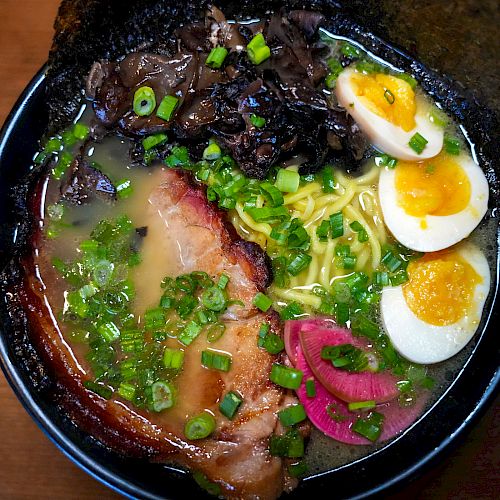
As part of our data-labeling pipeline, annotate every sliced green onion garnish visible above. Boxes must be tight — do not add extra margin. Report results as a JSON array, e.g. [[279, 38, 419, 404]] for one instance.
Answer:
[[408, 132, 428, 154], [247, 33, 271, 65], [342, 254, 357, 269], [444, 135, 460, 155], [201, 350, 232, 372], [261, 333, 285, 355], [352, 412, 384, 442], [83, 380, 113, 399], [120, 329, 144, 353], [118, 382, 136, 401], [133, 86, 156, 116], [288, 461, 308, 478], [206, 46, 229, 69], [269, 429, 304, 458], [142, 133, 168, 151], [322, 167, 335, 193], [428, 106, 448, 128], [316, 220, 330, 242], [207, 322, 226, 343], [253, 292, 273, 312], [270, 363, 303, 390], [246, 206, 290, 223], [178, 320, 203, 346], [390, 269, 409, 286], [151, 381, 175, 412], [348, 400, 376, 411], [201, 286, 227, 312], [384, 89, 395, 104], [250, 113, 266, 128], [356, 59, 385, 74], [73, 123, 89, 140], [156, 95, 179, 121], [373, 271, 390, 286], [349, 221, 368, 243], [219, 391, 243, 419], [280, 301, 305, 320], [260, 182, 284, 207], [52, 151, 73, 180], [193, 471, 221, 497], [184, 412, 216, 440], [329, 211, 344, 238], [305, 378, 316, 398], [375, 153, 398, 169], [278, 404, 307, 426], [276, 169, 300, 193], [381, 248, 404, 272], [163, 347, 185, 369], [98, 321, 120, 342], [287, 252, 312, 276], [203, 142, 222, 160], [44, 137, 62, 154], [335, 302, 350, 325], [340, 42, 361, 58], [217, 274, 229, 290], [321, 343, 368, 372], [116, 178, 133, 199]]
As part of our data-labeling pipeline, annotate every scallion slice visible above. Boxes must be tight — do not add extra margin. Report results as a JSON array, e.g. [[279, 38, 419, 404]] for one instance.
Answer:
[[156, 95, 179, 121], [206, 46, 229, 69], [247, 33, 271, 65], [133, 86, 156, 116], [184, 412, 216, 440], [253, 292, 273, 312], [201, 286, 227, 312], [163, 347, 185, 369], [270, 363, 303, 390], [348, 400, 376, 411], [116, 178, 133, 199], [178, 320, 203, 346], [142, 133, 168, 151], [278, 404, 307, 426], [287, 252, 312, 276], [444, 135, 460, 155], [250, 113, 266, 128], [203, 142, 222, 160], [322, 167, 335, 193], [201, 350, 232, 372], [260, 182, 284, 207], [329, 211, 344, 238], [305, 378, 316, 398], [408, 132, 428, 154], [219, 391, 243, 419], [276, 168, 300, 193], [151, 381, 175, 412], [352, 411, 384, 442], [73, 123, 89, 140]]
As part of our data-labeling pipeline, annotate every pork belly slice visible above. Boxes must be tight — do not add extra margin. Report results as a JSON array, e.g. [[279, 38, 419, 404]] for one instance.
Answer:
[[17, 168, 300, 499]]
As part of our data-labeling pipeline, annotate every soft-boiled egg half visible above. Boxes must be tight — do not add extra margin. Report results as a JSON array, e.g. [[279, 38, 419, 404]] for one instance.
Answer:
[[378, 151, 489, 252], [336, 68, 443, 161], [381, 242, 490, 364]]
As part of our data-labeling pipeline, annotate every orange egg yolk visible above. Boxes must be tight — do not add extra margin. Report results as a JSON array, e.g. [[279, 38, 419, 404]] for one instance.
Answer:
[[350, 72, 416, 131], [403, 250, 481, 326], [395, 153, 471, 218]]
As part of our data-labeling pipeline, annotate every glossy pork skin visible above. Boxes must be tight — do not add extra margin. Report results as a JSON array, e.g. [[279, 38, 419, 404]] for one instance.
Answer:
[[18, 169, 299, 499]]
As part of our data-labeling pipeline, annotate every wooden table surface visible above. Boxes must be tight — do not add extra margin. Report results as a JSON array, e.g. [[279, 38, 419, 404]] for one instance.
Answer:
[[0, 1, 498, 498]]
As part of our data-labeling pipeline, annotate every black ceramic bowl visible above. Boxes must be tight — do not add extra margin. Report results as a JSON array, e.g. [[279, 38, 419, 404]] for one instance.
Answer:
[[1, 7, 499, 499]]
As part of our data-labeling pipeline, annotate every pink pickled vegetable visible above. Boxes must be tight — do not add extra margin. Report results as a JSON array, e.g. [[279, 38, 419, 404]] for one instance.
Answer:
[[300, 326, 400, 403], [296, 348, 427, 444], [284, 318, 336, 366]]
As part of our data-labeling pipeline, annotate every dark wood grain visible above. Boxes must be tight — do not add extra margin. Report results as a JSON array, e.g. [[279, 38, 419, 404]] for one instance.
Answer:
[[0, 1, 498, 499]]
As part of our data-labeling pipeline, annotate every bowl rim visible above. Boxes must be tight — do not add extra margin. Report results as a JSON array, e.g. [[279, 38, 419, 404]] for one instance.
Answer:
[[0, 66, 499, 500]]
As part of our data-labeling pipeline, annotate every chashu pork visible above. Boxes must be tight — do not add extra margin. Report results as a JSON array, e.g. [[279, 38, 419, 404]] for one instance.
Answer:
[[12, 167, 301, 499]]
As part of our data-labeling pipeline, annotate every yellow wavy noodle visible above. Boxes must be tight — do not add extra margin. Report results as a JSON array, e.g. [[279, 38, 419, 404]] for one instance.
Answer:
[[230, 164, 387, 297]]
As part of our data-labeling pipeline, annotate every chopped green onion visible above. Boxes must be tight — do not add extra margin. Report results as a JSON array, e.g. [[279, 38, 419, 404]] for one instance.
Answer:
[[151, 381, 175, 412], [120, 329, 144, 353], [335, 302, 350, 325], [322, 167, 335, 193], [261, 333, 285, 355], [142, 133, 168, 151], [73, 123, 89, 140], [350, 221, 368, 242], [375, 153, 398, 169], [428, 106, 448, 128], [163, 347, 185, 369], [276, 169, 300, 193], [98, 321, 120, 342], [193, 471, 221, 497], [184, 412, 216, 440], [341, 42, 361, 59], [207, 322, 226, 343], [325, 58, 343, 88], [335, 244, 350, 257], [342, 254, 357, 269], [246, 206, 290, 223], [44, 137, 62, 154], [288, 461, 308, 478], [270, 363, 303, 390], [133, 86, 156, 116], [206, 46, 229, 69], [250, 114, 266, 128], [373, 271, 390, 286], [321, 344, 368, 372], [348, 400, 376, 411], [260, 182, 284, 207], [305, 378, 316, 398], [280, 302, 305, 320], [156, 95, 179, 121], [201, 286, 227, 312], [408, 132, 428, 154], [384, 89, 395, 104], [217, 274, 229, 290], [203, 142, 222, 160], [352, 412, 384, 442], [390, 269, 409, 286], [144, 307, 166, 330], [247, 33, 271, 65], [269, 428, 304, 458], [396, 72, 418, 89], [178, 320, 202, 346], [118, 382, 136, 401], [356, 59, 385, 74], [257, 322, 270, 347], [201, 350, 232, 372], [116, 178, 133, 199], [278, 404, 307, 426], [287, 252, 312, 276], [329, 211, 344, 238], [83, 380, 113, 399], [219, 391, 243, 419], [314, 222, 329, 245], [52, 151, 73, 180], [253, 292, 273, 312], [444, 135, 460, 155]]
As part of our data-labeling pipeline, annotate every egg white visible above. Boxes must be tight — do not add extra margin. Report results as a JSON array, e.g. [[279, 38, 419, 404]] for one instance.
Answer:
[[336, 68, 443, 161], [378, 153, 489, 252], [380, 242, 491, 364]]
